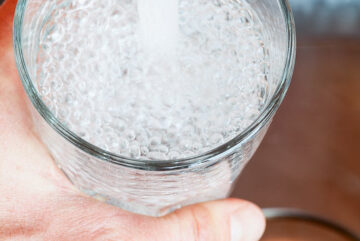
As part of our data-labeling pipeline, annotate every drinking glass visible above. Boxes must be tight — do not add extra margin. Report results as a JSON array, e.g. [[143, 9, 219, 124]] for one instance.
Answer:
[[13, 0, 296, 216]]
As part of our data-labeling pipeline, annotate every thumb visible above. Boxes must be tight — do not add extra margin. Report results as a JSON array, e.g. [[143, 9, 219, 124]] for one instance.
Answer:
[[151, 198, 266, 241]]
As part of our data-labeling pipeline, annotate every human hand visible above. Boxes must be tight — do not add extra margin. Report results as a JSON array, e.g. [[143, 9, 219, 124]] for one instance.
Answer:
[[0, 1, 265, 240]]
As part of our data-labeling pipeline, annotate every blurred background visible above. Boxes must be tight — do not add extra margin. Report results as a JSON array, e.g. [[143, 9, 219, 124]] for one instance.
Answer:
[[232, 0, 360, 237]]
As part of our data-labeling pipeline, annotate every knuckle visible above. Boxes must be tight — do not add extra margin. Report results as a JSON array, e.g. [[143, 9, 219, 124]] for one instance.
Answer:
[[188, 206, 216, 241]]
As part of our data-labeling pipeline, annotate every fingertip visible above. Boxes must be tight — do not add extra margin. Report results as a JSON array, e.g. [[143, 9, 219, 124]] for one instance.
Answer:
[[155, 199, 265, 241], [230, 201, 265, 241], [188, 198, 266, 241]]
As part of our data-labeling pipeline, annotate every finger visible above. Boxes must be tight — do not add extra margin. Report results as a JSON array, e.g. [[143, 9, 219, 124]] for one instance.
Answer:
[[1, 0, 33, 138], [45, 197, 265, 241], [149, 198, 265, 241]]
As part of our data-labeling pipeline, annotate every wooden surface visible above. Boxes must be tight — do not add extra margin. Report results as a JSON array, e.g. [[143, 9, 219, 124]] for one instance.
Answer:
[[232, 37, 360, 234]]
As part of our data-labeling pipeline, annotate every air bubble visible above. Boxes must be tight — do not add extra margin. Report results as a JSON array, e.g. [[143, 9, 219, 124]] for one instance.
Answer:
[[119, 138, 129, 152], [140, 146, 149, 156], [129, 144, 141, 158], [150, 145, 169, 154], [210, 133, 224, 145], [125, 129, 136, 140], [150, 136, 162, 146], [168, 150, 180, 159], [148, 151, 167, 160]]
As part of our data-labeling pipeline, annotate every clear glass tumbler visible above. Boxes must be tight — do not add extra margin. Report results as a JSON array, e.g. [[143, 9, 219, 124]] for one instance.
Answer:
[[13, 0, 296, 216]]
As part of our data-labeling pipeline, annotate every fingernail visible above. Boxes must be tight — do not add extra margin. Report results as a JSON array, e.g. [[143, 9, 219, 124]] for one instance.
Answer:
[[230, 205, 265, 241]]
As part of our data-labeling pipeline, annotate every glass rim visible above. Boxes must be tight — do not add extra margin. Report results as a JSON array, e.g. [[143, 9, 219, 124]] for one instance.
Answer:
[[13, 0, 296, 171]]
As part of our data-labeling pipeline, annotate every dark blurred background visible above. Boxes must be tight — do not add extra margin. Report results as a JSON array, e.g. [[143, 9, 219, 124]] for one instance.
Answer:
[[232, 0, 360, 234]]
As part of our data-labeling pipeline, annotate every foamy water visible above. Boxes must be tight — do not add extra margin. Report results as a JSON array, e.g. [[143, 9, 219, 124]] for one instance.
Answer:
[[36, 0, 270, 160]]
